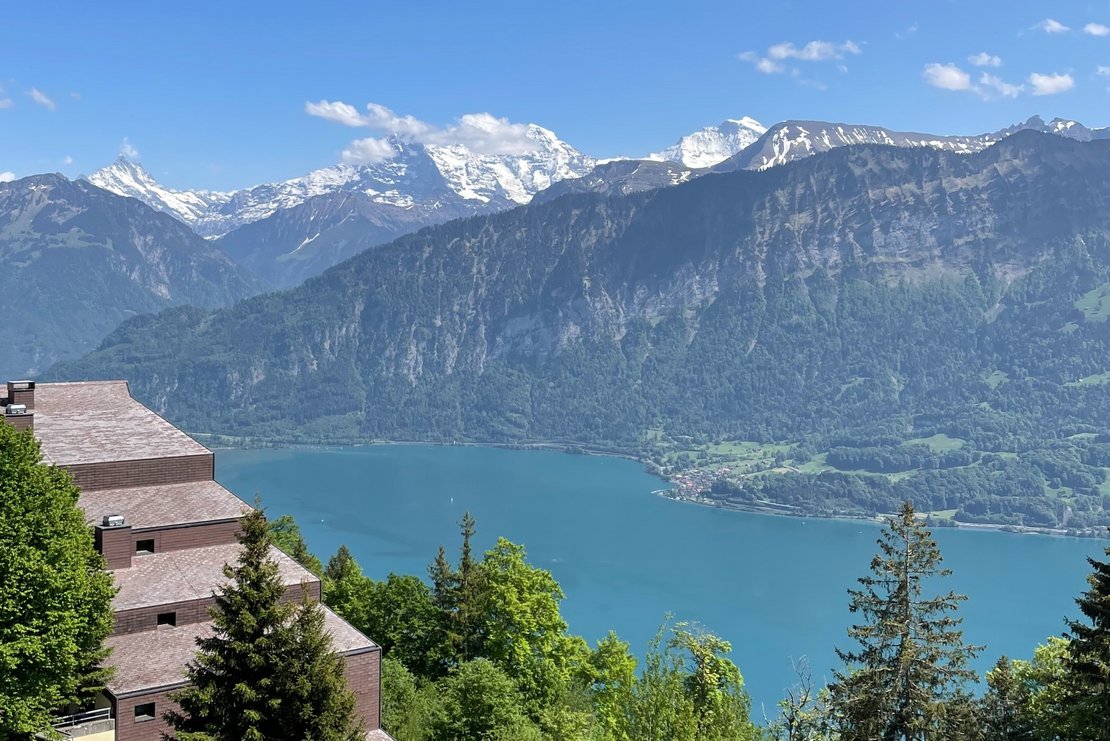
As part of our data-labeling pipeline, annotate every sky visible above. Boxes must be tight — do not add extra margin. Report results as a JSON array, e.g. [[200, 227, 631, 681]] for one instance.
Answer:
[[2, 0, 1109, 190]]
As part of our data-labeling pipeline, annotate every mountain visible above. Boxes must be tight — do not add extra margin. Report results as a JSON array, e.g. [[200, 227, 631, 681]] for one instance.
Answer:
[[715, 115, 1110, 172], [55, 133, 1110, 529], [530, 159, 695, 205], [647, 117, 767, 168], [0, 174, 264, 379], [85, 126, 595, 239], [214, 189, 479, 288]]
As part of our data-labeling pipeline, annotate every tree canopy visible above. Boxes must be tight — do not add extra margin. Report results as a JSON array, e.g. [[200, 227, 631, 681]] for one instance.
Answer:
[[0, 422, 115, 737]]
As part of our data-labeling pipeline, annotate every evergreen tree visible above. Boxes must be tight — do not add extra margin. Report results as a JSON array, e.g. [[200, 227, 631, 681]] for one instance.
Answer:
[[0, 423, 115, 737], [274, 594, 363, 740], [1063, 543, 1110, 739], [829, 501, 981, 741], [323, 545, 372, 627], [166, 506, 294, 740], [456, 512, 486, 661], [426, 513, 488, 671], [978, 657, 1035, 741], [167, 507, 360, 740]]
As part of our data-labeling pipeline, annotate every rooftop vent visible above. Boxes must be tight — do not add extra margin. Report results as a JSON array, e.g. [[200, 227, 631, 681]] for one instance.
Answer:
[[102, 514, 126, 528]]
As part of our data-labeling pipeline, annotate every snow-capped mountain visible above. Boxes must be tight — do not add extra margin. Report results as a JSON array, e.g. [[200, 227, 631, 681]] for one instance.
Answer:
[[647, 117, 767, 169], [85, 125, 596, 238], [714, 115, 1110, 172], [85, 157, 231, 227]]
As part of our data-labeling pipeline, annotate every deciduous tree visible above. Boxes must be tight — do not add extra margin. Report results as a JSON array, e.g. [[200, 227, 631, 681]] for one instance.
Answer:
[[0, 423, 115, 737]]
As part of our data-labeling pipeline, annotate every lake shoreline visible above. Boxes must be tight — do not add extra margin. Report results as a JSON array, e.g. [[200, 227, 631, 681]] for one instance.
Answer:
[[193, 432, 1107, 540]]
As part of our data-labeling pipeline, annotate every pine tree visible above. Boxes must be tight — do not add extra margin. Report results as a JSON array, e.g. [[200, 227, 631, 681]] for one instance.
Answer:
[[0, 423, 115, 737], [427, 513, 488, 668], [166, 506, 294, 740], [274, 594, 363, 740], [978, 657, 1035, 741], [456, 512, 486, 660], [167, 507, 360, 741], [323, 544, 371, 626], [1062, 544, 1110, 739], [828, 501, 981, 741]]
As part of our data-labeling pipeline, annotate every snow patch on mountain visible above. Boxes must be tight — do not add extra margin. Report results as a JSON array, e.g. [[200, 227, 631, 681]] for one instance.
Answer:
[[648, 117, 767, 169], [86, 127, 596, 237]]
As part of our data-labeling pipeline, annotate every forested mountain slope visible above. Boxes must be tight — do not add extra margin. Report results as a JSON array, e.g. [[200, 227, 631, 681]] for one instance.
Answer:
[[56, 132, 1110, 528], [0, 174, 265, 379]]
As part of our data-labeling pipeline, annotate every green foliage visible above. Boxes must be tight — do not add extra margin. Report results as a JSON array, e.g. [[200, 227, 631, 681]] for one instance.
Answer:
[[166, 507, 360, 740], [429, 659, 540, 741], [1063, 544, 1110, 738], [268, 514, 324, 576], [274, 594, 363, 740], [979, 657, 1036, 741], [479, 537, 588, 716], [829, 502, 982, 740], [0, 423, 115, 736]]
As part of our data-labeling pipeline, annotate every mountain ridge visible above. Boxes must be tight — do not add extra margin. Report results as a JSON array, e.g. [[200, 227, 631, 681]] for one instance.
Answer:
[[0, 173, 264, 378]]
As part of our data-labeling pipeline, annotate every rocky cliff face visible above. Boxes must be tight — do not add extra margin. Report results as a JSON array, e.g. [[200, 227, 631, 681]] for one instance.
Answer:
[[55, 133, 1110, 443], [0, 174, 264, 378]]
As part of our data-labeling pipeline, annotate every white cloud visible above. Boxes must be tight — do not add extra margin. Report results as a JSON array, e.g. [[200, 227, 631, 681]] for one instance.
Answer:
[[978, 73, 1023, 98], [738, 51, 783, 74], [120, 138, 140, 160], [62, 155, 74, 165], [739, 40, 859, 77], [309, 101, 539, 157], [1037, 18, 1071, 33], [28, 87, 55, 110], [341, 137, 397, 164], [0, 98, 11, 109], [1098, 65, 1110, 76], [1085, 22, 1110, 36], [923, 63, 972, 91], [755, 58, 783, 74], [0, 171, 15, 182], [1028, 72, 1075, 95], [968, 52, 1002, 67], [767, 40, 861, 61], [305, 100, 368, 127]]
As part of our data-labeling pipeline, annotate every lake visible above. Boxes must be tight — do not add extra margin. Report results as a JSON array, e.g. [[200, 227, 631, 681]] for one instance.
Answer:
[[216, 444, 1106, 717]]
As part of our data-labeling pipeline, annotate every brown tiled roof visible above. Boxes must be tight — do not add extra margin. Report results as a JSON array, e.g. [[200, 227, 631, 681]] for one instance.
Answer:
[[78, 480, 249, 530], [105, 606, 377, 696], [32, 381, 209, 466], [112, 543, 314, 611], [104, 621, 213, 696]]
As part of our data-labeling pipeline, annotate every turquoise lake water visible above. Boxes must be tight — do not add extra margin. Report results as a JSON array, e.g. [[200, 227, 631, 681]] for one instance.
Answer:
[[216, 444, 1107, 717]]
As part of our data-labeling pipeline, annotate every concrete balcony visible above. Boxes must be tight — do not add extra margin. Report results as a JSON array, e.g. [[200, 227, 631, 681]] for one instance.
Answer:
[[51, 707, 115, 740]]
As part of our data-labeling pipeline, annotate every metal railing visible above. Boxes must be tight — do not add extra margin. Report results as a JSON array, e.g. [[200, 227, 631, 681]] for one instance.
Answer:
[[51, 707, 112, 729]]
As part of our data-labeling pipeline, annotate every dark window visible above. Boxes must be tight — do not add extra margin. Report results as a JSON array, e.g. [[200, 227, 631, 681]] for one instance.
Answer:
[[157, 611, 176, 627], [135, 702, 155, 721], [135, 539, 155, 554]]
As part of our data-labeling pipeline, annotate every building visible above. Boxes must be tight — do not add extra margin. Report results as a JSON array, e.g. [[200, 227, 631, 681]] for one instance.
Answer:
[[2, 380, 390, 741]]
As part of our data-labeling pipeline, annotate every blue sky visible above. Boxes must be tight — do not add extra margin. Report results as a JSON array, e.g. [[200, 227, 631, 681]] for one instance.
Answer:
[[2, 0, 1108, 190]]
